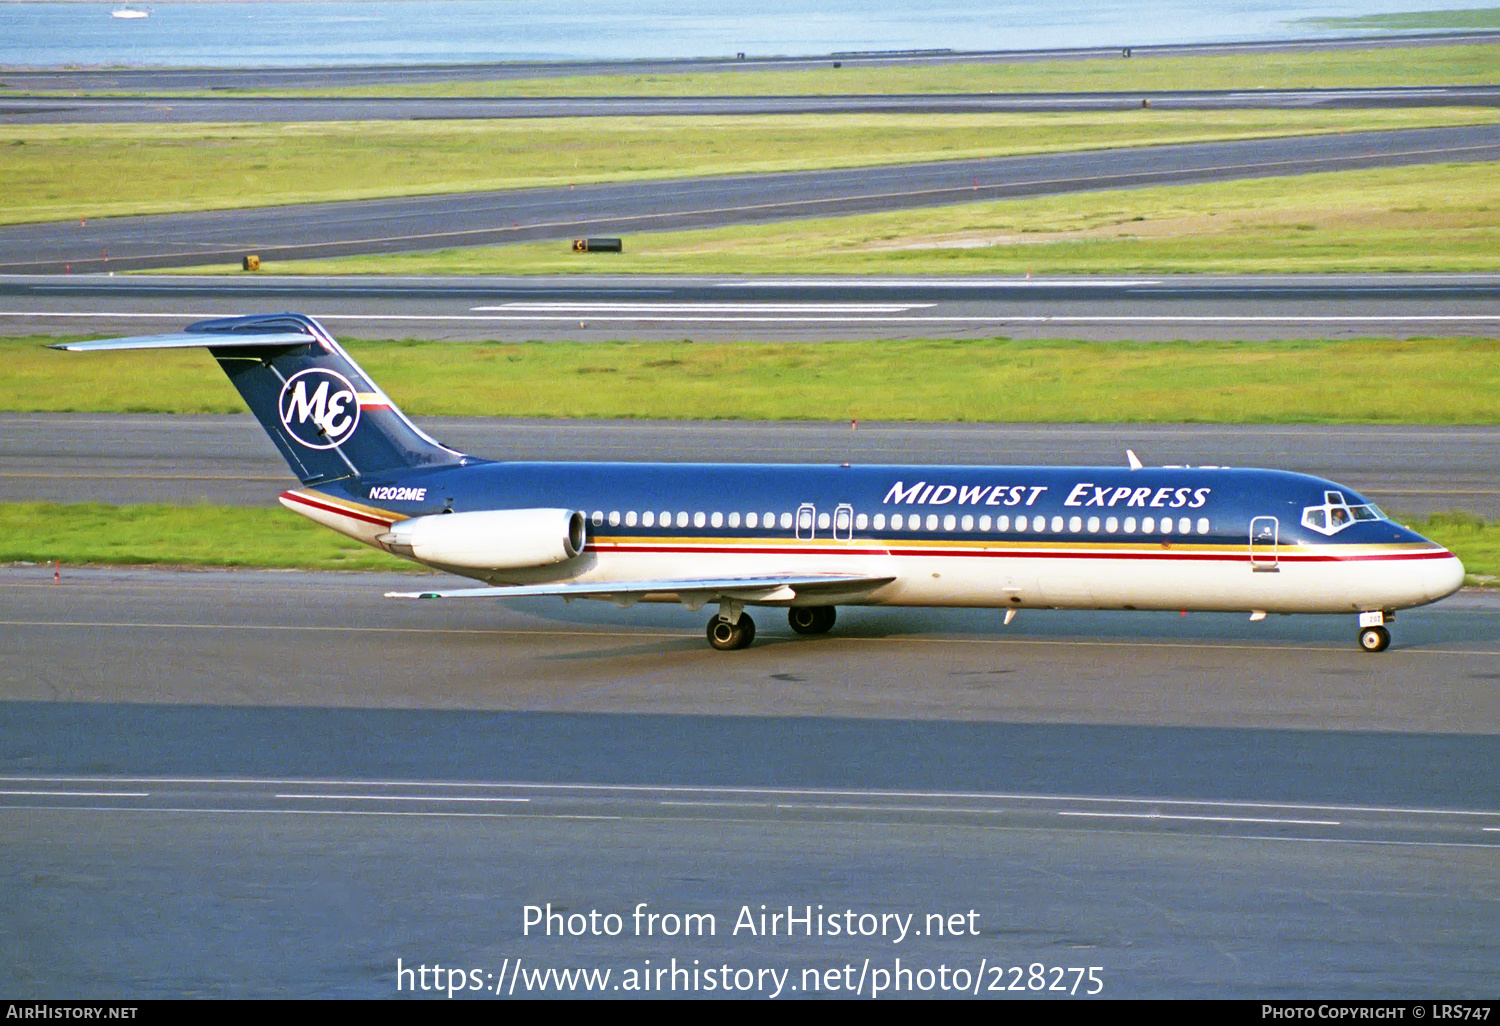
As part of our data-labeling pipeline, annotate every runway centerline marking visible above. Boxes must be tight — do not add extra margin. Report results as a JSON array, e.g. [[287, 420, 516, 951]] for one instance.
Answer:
[[471, 303, 933, 313], [1058, 811, 1342, 826], [0, 789, 150, 797], [716, 278, 1164, 288], [275, 793, 531, 802], [5, 775, 1495, 820], [775, 802, 1008, 814]]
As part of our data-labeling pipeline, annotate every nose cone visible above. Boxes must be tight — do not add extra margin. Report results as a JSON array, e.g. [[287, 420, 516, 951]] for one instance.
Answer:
[[1384, 520, 1466, 606], [1421, 548, 1466, 603]]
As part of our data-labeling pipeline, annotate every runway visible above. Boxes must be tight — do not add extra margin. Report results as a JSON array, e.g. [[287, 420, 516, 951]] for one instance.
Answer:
[[1, 566, 1496, 997], [4, 415, 1498, 518], [3, 126, 1497, 273], [7, 271, 1500, 341], [7, 85, 1500, 124]]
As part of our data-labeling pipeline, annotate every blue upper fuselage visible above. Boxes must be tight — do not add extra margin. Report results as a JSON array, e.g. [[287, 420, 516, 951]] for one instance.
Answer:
[[325, 460, 1431, 551]]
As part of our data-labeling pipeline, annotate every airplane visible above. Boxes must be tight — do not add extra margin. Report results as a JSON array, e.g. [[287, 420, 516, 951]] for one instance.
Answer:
[[55, 313, 1465, 653]]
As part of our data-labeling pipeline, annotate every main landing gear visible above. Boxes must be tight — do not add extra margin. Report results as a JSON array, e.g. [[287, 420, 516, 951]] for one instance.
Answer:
[[788, 605, 836, 635], [707, 610, 756, 651], [706, 604, 840, 650]]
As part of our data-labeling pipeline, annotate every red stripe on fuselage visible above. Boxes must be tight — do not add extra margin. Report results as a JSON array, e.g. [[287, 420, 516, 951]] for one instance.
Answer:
[[280, 490, 397, 528], [584, 540, 1453, 563]]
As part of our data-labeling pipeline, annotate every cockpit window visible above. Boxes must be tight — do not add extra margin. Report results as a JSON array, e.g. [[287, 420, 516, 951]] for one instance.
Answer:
[[1302, 496, 1386, 536]]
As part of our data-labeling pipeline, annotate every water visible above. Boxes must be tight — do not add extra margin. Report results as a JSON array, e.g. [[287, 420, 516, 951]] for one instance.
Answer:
[[0, 0, 1475, 68]]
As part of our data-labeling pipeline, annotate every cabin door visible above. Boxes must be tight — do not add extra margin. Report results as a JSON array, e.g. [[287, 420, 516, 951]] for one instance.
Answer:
[[1249, 516, 1279, 572], [796, 503, 817, 540], [833, 503, 854, 542]]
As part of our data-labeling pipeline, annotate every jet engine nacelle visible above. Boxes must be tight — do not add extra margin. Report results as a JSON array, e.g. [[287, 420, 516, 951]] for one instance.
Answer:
[[381, 508, 586, 569]]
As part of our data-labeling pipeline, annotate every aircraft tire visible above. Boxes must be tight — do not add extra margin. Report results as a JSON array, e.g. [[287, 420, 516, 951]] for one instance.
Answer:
[[1358, 625, 1391, 653], [707, 613, 756, 651], [788, 606, 837, 635]]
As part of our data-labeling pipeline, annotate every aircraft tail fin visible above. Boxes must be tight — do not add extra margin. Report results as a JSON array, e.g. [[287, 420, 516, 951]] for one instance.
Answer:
[[54, 313, 469, 485]]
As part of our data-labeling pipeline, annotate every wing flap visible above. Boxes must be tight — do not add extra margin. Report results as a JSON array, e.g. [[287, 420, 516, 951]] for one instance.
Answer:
[[386, 573, 895, 605]]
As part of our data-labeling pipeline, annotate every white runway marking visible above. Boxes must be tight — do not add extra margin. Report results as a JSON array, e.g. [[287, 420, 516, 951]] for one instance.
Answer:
[[275, 793, 531, 803], [0, 789, 150, 797], [1058, 811, 1343, 826], [8, 310, 1496, 326], [715, 278, 1163, 288], [471, 302, 932, 313]]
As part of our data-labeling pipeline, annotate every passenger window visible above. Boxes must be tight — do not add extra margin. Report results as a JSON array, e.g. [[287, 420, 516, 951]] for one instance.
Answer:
[[892, 514, 904, 530], [1178, 517, 1191, 534], [660, 510, 670, 527], [817, 511, 830, 530], [1051, 516, 1064, 532], [779, 512, 792, 530], [1196, 517, 1209, 534], [925, 514, 938, 531], [592, 510, 603, 526], [693, 512, 705, 528], [608, 511, 620, 527], [1087, 516, 1100, 533], [1069, 516, 1082, 533], [997, 515, 1010, 532], [677, 511, 688, 528], [961, 515, 973, 531], [944, 514, 957, 531], [710, 511, 722, 528], [728, 512, 740, 528], [746, 513, 757, 529], [1143, 516, 1156, 533], [626, 510, 637, 527], [1106, 517, 1118, 533], [1124, 517, 1137, 533], [873, 513, 885, 530], [979, 516, 991, 531], [855, 513, 868, 530], [643, 511, 655, 527]]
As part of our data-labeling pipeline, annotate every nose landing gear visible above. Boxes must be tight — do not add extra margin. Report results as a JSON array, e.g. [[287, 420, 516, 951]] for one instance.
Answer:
[[1358, 625, 1391, 653], [1357, 611, 1393, 653]]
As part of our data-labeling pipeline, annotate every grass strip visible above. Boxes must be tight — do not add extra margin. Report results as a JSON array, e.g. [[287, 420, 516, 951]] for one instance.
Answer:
[[4, 107, 1498, 225], [10, 336, 1498, 424], [4, 503, 1493, 582], [0, 502, 408, 571], [243, 162, 1500, 277], [1299, 9, 1500, 31], [50, 43, 1497, 99]]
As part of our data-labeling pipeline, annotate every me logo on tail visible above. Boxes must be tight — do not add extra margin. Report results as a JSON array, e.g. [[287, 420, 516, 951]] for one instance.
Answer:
[[278, 368, 360, 449]]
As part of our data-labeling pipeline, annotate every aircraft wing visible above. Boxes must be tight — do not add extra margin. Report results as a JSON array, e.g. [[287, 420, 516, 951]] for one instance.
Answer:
[[386, 573, 895, 610]]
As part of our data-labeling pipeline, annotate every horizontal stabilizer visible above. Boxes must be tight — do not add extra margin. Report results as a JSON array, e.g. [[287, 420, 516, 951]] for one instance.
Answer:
[[54, 314, 469, 486], [387, 573, 895, 605], [52, 331, 315, 353]]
